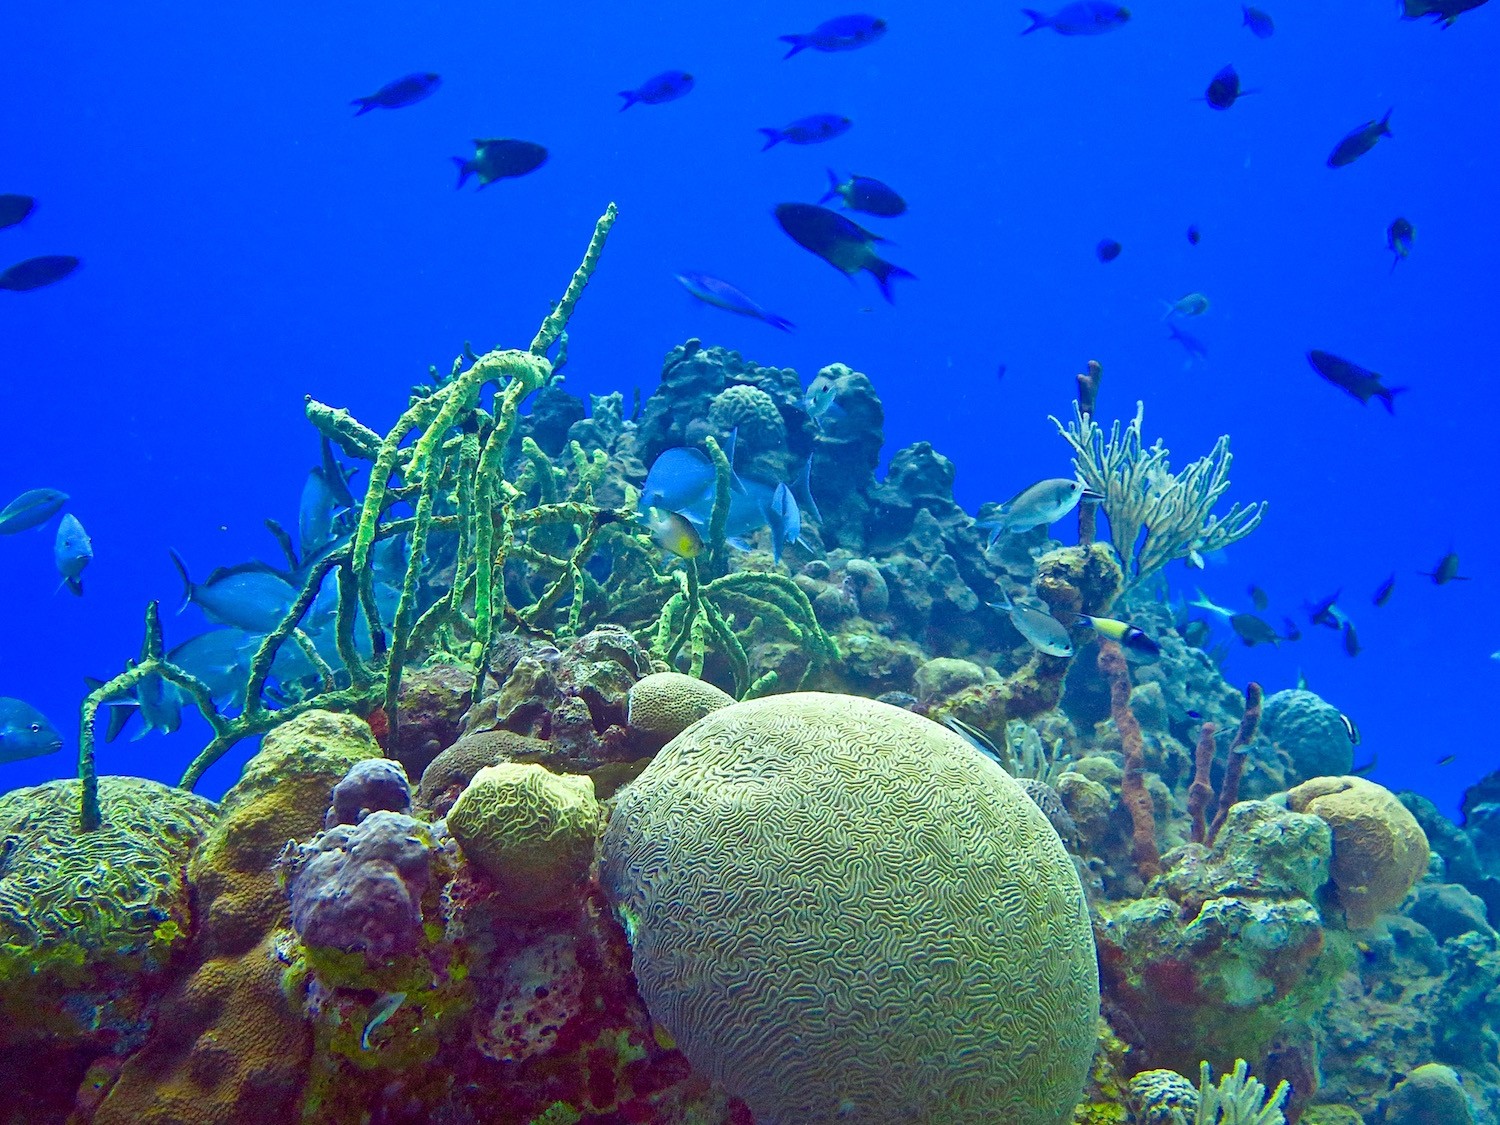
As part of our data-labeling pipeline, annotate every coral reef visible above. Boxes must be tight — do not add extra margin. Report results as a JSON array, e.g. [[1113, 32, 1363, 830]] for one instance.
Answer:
[[625, 670, 734, 751], [602, 692, 1099, 1124]]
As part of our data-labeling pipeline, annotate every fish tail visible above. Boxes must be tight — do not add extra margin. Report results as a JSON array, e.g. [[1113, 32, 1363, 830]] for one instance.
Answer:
[[758, 128, 784, 151], [778, 34, 809, 59], [1020, 9, 1050, 34], [819, 169, 842, 205], [867, 257, 916, 303], [616, 90, 638, 111], [168, 548, 193, 613], [67, 577, 83, 597], [1375, 385, 1408, 413], [451, 156, 473, 190], [1379, 107, 1394, 136], [350, 97, 375, 116], [763, 311, 796, 333]]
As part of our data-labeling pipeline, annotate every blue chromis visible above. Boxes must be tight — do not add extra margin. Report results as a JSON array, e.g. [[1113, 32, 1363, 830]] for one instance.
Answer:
[[1077, 615, 1159, 656], [1306, 350, 1406, 413], [774, 202, 914, 303], [0, 255, 80, 292], [0, 194, 35, 230], [1327, 110, 1393, 168], [820, 171, 907, 217], [618, 70, 694, 110], [54, 512, 92, 596], [1021, 3, 1131, 35], [1387, 217, 1415, 270], [0, 487, 68, 534], [779, 14, 888, 58], [675, 272, 794, 332], [0, 698, 64, 763], [350, 73, 441, 115], [759, 114, 852, 150], [452, 139, 549, 189], [1242, 6, 1275, 36]]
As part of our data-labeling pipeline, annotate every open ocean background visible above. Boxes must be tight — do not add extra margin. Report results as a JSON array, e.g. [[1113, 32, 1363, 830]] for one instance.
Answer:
[[4, 0, 1496, 811]]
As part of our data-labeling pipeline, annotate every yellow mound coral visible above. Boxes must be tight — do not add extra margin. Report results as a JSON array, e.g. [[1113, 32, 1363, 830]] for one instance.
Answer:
[[447, 762, 601, 917], [625, 671, 733, 749], [602, 691, 1099, 1125], [93, 710, 381, 1124], [1286, 774, 1430, 929]]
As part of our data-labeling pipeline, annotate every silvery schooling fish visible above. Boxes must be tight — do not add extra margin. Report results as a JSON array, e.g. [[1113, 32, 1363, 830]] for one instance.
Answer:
[[1021, 3, 1130, 35], [989, 587, 1074, 657], [1242, 6, 1275, 37], [821, 171, 907, 217], [351, 73, 441, 115], [675, 272, 794, 332], [170, 550, 298, 633], [54, 513, 92, 596], [1327, 110, 1392, 168], [979, 478, 1091, 540], [0, 488, 68, 534], [780, 14, 887, 58], [1307, 350, 1406, 412], [0, 255, 80, 292], [1402, 0, 1490, 25], [1387, 218, 1414, 270], [452, 140, 548, 189], [618, 71, 694, 110], [0, 194, 35, 230], [759, 114, 852, 150], [0, 698, 64, 763], [774, 203, 914, 302]]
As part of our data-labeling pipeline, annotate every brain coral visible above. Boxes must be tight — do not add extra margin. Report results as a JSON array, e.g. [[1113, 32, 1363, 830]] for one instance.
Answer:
[[447, 762, 600, 918], [601, 691, 1099, 1125], [1286, 774, 1430, 929], [705, 383, 786, 452], [626, 671, 733, 750]]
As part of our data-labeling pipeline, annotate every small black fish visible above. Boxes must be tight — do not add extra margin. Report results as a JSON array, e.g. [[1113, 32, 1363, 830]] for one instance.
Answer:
[[1307, 349, 1406, 412], [1281, 617, 1301, 642], [1422, 551, 1469, 584], [1242, 6, 1275, 37], [0, 194, 36, 230], [774, 202, 914, 303], [1230, 613, 1280, 646], [780, 14, 888, 58], [1387, 218, 1414, 271], [452, 139, 548, 189], [351, 73, 441, 115], [1095, 239, 1122, 263], [0, 255, 80, 292], [1204, 65, 1250, 110], [618, 70, 694, 110], [821, 171, 907, 217], [1307, 591, 1342, 629], [1248, 584, 1269, 610], [1402, 0, 1489, 26], [1437, 754, 1456, 767], [1372, 573, 1396, 606], [1327, 110, 1393, 168], [1187, 224, 1201, 245], [760, 114, 852, 149], [1167, 323, 1207, 361], [1342, 620, 1361, 657]]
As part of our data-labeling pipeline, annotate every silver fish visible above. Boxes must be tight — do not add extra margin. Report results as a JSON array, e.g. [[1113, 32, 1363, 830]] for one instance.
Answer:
[[54, 513, 93, 596], [1162, 292, 1211, 319], [805, 374, 839, 429], [989, 588, 1073, 657], [980, 478, 1090, 540]]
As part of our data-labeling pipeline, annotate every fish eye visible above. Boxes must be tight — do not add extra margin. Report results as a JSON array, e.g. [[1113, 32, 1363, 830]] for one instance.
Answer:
[[29, 723, 42, 733]]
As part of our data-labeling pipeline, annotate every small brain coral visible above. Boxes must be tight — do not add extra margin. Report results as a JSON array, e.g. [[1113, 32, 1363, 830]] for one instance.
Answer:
[[1286, 774, 1429, 929], [446, 762, 600, 918], [601, 691, 1099, 1125], [626, 671, 733, 750], [705, 383, 786, 452]]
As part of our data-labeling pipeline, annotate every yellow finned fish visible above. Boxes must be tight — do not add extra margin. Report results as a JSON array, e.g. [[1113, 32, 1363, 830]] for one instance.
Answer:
[[1077, 615, 1160, 656], [644, 507, 704, 559]]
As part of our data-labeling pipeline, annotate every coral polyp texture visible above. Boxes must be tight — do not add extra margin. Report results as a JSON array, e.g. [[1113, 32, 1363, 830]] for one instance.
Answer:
[[600, 691, 1100, 1125]]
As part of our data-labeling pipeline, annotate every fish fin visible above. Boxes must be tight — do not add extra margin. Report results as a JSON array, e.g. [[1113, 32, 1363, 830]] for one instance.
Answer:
[[1375, 385, 1408, 414], [168, 549, 194, 614], [617, 90, 638, 111], [265, 518, 300, 571], [1020, 9, 1050, 33], [763, 311, 796, 332], [350, 97, 375, 116], [867, 257, 916, 303], [104, 701, 135, 743], [792, 457, 823, 524], [758, 128, 784, 150], [66, 577, 83, 597], [819, 169, 842, 206], [778, 34, 809, 59], [451, 156, 473, 190], [1379, 107, 1394, 136]]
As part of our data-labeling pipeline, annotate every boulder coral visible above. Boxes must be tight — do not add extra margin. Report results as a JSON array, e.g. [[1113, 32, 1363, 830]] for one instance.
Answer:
[[601, 691, 1099, 1125], [1287, 775, 1430, 929], [446, 762, 601, 919]]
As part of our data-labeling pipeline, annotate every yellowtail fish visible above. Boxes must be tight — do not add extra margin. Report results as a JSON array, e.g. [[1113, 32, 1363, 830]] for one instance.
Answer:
[[1077, 614, 1159, 656], [644, 508, 703, 559]]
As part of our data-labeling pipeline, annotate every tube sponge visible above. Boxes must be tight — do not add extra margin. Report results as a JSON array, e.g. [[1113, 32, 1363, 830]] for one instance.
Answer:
[[446, 763, 600, 918]]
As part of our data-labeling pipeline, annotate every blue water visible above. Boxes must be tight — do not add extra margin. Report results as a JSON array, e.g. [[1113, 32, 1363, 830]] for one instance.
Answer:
[[4, 1, 1497, 811]]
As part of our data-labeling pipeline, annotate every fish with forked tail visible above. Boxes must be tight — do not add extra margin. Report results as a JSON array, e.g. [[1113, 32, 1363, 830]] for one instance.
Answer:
[[1328, 110, 1393, 168], [774, 203, 914, 303], [452, 139, 548, 189], [1307, 350, 1406, 412], [1021, 2, 1130, 34]]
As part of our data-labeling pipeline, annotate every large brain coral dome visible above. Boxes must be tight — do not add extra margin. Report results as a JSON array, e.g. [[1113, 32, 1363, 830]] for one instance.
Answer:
[[601, 691, 1099, 1125]]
